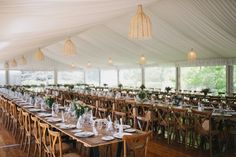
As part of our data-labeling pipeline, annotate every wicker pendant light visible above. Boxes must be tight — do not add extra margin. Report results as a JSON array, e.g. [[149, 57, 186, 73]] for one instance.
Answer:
[[19, 56, 27, 65], [187, 48, 197, 61], [64, 38, 76, 56], [87, 61, 91, 68], [139, 54, 146, 65], [4, 61, 9, 69], [108, 57, 113, 65], [11, 59, 17, 67], [129, 4, 152, 40], [35, 48, 45, 61]]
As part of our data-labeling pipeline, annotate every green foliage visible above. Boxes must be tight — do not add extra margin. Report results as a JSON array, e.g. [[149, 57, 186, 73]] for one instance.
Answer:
[[73, 102, 90, 118], [183, 66, 226, 93], [45, 96, 55, 108]]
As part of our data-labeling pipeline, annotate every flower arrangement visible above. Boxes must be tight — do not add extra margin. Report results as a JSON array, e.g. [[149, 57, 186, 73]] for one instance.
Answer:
[[73, 102, 90, 118], [138, 84, 147, 101], [165, 87, 172, 93], [118, 83, 123, 89], [201, 88, 210, 96], [45, 96, 55, 108]]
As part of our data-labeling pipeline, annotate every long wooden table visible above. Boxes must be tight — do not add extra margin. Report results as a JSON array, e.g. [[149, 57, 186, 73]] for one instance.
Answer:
[[2, 94, 144, 157]]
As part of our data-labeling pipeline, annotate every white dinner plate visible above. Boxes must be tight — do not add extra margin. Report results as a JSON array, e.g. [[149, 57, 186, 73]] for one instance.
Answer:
[[113, 133, 132, 139], [37, 113, 52, 117], [71, 129, 82, 133], [101, 136, 115, 141], [23, 105, 34, 108], [74, 132, 94, 138], [115, 124, 131, 130], [28, 108, 42, 112], [124, 128, 136, 133], [59, 124, 76, 129], [46, 118, 62, 122]]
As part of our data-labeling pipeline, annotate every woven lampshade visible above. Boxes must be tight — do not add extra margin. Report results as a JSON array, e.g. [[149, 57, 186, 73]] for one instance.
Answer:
[[19, 56, 27, 65], [187, 48, 197, 61], [87, 61, 91, 68], [129, 4, 152, 40], [35, 48, 45, 61], [4, 61, 9, 69], [11, 59, 17, 67], [139, 55, 146, 65], [64, 39, 76, 55], [108, 57, 113, 65]]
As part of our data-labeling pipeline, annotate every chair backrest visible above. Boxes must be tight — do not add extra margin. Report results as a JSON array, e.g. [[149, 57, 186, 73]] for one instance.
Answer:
[[123, 131, 152, 157], [48, 129, 62, 157], [191, 109, 212, 134], [170, 107, 188, 129], [22, 111, 31, 134], [10, 102, 17, 119], [39, 122, 50, 154], [31, 115, 40, 144], [17, 107, 23, 126]]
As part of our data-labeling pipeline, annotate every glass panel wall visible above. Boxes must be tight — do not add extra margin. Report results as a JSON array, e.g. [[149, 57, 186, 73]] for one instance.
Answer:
[[145, 67, 176, 90], [119, 68, 141, 88], [0, 70, 6, 85], [85, 69, 99, 86], [9, 70, 54, 85], [101, 70, 117, 87], [58, 71, 84, 84], [234, 65, 236, 93], [181, 66, 226, 93]]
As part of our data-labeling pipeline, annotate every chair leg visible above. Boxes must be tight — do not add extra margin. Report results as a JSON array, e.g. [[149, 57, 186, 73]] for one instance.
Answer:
[[27, 136, 31, 157]]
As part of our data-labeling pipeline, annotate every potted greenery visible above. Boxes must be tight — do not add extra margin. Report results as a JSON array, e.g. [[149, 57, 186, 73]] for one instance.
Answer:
[[45, 96, 55, 108], [201, 88, 210, 97], [73, 102, 90, 118], [138, 84, 147, 102], [165, 87, 172, 94]]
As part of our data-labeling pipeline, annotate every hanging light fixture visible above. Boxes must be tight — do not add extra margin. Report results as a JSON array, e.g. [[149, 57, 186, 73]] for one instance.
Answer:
[[64, 38, 76, 56], [71, 64, 76, 68], [87, 61, 91, 68], [35, 48, 45, 61], [108, 57, 113, 65], [139, 54, 146, 65], [187, 48, 197, 61], [4, 61, 9, 69], [19, 56, 27, 65], [129, 4, 152, 40], [11, 59, 17, 67]]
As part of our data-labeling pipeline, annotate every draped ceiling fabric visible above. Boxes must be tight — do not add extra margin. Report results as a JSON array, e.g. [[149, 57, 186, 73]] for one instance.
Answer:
[[0, 0, 235, 70]]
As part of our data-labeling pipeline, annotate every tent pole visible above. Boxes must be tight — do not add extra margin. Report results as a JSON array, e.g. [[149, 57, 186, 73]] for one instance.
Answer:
[[176, 66, 180, 91], [226, 65, 233, 96]]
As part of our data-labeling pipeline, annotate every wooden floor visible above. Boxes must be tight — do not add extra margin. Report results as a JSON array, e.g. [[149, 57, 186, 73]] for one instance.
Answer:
[[0, 124, 235, 157]]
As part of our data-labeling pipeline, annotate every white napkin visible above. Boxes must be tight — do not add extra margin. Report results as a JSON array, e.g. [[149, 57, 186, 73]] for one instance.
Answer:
[[76, 116, 82, 129], [61, 111, 65, 123], [118, 118, 123, 135]]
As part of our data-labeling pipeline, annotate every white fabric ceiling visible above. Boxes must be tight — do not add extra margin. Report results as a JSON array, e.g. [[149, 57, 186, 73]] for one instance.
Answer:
[[0, 0, 236, 70]]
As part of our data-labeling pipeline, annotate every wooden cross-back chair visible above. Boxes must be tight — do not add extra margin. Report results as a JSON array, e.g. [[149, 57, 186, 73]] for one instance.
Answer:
[[155, 105, 170, 143], [191, 109, 218, 157], [31, 116, 41, 157], [170, 107, 191, 147], [48, 129, 81, 157], [123, 131, 152, 157], [112, 99, 127, 123], [22, 110, 32, 157], [39, 121, 50, 157], [86, 95, 97, 117], [9, 101, 18, 136]]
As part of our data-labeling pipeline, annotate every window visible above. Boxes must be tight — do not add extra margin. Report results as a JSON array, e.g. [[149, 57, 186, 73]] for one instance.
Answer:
[[234, 65, 236, 92], [9, 70, 54, 85], [0, 70, 6, 85], [119, 68, 141, 88], [181, 66, 226, 93], [101, 70, 117, 87], [145, 67, 176, 90], [58, 71, 84, 84], [85, 70, 99, 86]]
